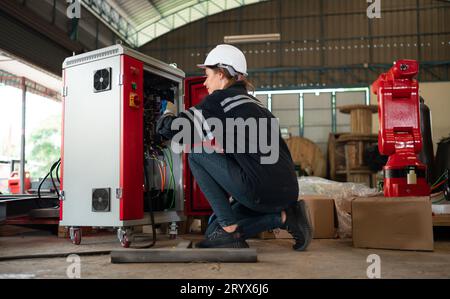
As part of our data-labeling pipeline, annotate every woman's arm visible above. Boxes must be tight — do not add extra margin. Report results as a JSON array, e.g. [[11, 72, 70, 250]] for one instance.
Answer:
[[156, 94, 224, 144], [156, 114, 178, 140]]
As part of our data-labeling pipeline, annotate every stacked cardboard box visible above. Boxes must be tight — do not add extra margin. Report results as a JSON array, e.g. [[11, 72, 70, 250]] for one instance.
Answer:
[[352, 196, 434, 251]]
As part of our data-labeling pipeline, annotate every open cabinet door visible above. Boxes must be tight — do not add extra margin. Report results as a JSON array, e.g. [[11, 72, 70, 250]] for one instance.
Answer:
[[183, 76, 213, 216]]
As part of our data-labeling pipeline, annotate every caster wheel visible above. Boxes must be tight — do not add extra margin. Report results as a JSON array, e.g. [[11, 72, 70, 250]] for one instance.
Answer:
[[120, 234, 130, 248], [117, 228, 131, 248], [70, 227, 81, 245]]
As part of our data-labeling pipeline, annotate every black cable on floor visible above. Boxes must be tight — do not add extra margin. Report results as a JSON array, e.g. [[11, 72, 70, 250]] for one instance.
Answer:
[[130, 150, 157, 249]]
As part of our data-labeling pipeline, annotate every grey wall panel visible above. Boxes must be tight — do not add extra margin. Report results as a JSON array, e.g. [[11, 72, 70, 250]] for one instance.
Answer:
[[270, 93, 299, 137], [273, 110, 299, 127], [304, 93, 331, 109], [271, 94, 299, 109], [303, 92, 331, 149]]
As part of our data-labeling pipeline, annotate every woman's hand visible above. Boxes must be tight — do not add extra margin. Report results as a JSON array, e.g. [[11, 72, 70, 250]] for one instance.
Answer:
[[162, 100, 177, 116]]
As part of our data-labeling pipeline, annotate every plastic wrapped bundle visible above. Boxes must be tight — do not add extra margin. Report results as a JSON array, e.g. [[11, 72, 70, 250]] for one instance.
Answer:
[[298, 176, 380, 238]]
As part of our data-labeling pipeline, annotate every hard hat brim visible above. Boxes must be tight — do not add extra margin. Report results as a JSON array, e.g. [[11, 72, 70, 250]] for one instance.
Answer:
[[197, 63, 248, 76]]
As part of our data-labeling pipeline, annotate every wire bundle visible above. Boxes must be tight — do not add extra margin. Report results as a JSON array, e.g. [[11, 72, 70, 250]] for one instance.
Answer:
[[146, 146, 176, 209], [431, 169, 449, 204], [160, 146, 176, 209], [33, 158, 61, 208]]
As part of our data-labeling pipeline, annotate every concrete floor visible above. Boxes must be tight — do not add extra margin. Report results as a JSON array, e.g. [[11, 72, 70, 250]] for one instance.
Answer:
[[1, 226, 450, 279]]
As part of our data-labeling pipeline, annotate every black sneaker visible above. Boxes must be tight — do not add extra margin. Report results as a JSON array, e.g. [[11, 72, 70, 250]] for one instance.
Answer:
[[195, 226, 249, 248], [284, 200, 313, 251]]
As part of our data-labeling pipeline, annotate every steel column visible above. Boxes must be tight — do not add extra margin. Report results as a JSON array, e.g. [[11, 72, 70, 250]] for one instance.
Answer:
[[20, 77, 26, 194]]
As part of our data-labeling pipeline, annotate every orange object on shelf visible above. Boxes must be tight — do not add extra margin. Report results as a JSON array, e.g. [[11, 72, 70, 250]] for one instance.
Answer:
[[8, 171, 31, 194]]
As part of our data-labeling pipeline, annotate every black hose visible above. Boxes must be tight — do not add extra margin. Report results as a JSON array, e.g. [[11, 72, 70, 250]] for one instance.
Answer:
[[36, 171, 50, 208], [131, 150, 157, 249], [49, 159, 61, 198], [37, 159, 61, 209], [55, 161, 61, 184], [145, 149, 157, 248]]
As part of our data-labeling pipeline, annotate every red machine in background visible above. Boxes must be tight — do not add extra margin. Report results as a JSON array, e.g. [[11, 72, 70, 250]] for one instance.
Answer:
[[372, 59, 431, 197], [183, 76, 213, 216], [8, 171, 31, 194]]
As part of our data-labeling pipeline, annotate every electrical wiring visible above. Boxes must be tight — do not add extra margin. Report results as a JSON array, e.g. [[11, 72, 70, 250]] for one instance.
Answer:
[[432, 170, 448, 187], [430, 170, 449, 195], [37, 159, 60, 198], [149, 153, 165, 191], [431, 191, 446, 204], [433, 198, 446, 205], [161, 146, 176, 209], [431, 191, 444, 198], [155, 148, 172, 207], [37, 171, 51, 205], [140, 149, 157, 249], [49, 159, 61, 198], [163, 163, 167, 191], [36, 158, 61, 209], [163, 161, 167, 191], [149, 146, 176, 210], [157, 163, 164, 191], [167, 149, 176, 209], [432, 179, 447, 191], [55, 160, 61, 183], [162, 152, 172, 192], [163, 148, 173, 187]]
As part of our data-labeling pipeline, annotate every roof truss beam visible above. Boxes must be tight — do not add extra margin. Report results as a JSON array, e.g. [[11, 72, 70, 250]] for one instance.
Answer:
[[81, 0, 138, 47], [136, 0, 268, 47]]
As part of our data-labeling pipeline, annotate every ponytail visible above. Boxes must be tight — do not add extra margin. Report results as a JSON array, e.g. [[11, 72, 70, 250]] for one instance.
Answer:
[[238, 74, 255, 92], [212, 67, 255, 92]]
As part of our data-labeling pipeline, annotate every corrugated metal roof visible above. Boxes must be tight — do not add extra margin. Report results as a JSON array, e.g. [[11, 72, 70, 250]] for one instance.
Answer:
[[82, 0, 269, 47]]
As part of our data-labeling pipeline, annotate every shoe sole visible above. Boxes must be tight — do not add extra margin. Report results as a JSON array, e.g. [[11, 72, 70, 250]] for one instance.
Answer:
[[293, 200, 313, 251], [195, 240, 249, 249], [214, 241, 249, 248]]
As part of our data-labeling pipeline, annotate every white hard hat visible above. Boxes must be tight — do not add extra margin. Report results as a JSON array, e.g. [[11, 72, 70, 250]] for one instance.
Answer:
[[197, 44, 248, 76]]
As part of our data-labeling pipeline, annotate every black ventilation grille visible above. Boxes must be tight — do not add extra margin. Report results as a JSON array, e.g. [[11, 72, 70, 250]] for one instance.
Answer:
[[93, 68, 111, 92], [92, 188, 111, 212]]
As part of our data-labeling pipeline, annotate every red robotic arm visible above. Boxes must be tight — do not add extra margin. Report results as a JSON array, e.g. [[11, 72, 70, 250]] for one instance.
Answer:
[[372, 60, 430, 197]]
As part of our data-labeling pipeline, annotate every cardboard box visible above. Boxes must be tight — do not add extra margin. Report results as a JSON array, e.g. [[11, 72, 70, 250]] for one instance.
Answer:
[[352, 196, 433, 251], [257, 195, 337, 239], [302, 195, 337, 239]]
